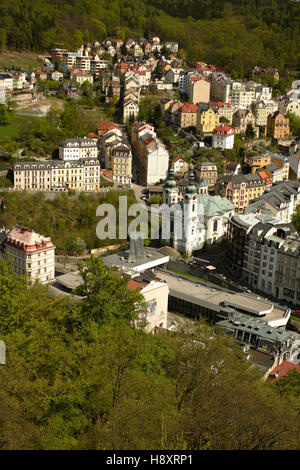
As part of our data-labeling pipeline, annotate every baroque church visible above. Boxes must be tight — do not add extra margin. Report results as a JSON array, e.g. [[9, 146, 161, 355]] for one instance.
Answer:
[[162, 165, 235, 256]]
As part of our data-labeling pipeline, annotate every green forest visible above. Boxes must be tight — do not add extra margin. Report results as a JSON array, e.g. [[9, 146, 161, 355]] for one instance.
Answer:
[[0, 190, 138, 253], [0, 256, 300, 450], [0, 0, 299, 77]]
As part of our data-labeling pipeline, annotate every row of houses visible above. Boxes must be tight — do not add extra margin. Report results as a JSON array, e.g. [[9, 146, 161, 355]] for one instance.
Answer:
[[123, 74, 142, 122], [216, 156, 293, 215], [227, 211, 300, 306], [165, 99, 289, 139], [131, 122, 169, 185], [97, 122, 133, 186], [13, 158, 101, 192]]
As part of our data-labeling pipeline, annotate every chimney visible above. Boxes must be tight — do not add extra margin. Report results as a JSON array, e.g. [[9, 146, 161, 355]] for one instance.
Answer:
[[128, 231, 144, 260]]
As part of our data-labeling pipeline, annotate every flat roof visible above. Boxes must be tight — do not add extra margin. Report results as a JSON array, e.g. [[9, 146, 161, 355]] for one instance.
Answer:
[[218, 314, 293, 343], [102, 247, 169, 272], [55, 271, 83, 290], [156, 270, 290, 326]]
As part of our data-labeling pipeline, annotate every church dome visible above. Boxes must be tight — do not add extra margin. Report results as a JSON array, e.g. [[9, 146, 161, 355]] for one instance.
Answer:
[[164, 166, 176, 188], [197, 179, 208, 188], [185, 167, 196, 196]]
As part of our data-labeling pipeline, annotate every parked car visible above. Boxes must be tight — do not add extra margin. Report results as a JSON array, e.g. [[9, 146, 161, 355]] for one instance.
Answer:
[[242, 286, 252, 293]]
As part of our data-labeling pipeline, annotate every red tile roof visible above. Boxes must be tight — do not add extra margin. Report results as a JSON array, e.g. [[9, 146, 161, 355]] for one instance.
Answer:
[[179, 103, 198, 113], [269, 361, 300, 381], [144, 136, 156, 145], [6, 226, 55, 253], [257, 170, 272, 182], [127, 280, 146, 291], [97, 121, 120, 135], [209, 101, 231, 108], [101, 169, 113, 179], [172, 154, 186, 163], [213, 124, 235, 135]]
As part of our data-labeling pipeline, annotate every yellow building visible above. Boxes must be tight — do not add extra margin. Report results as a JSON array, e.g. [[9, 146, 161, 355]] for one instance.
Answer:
[[51, 159, 100, 191], [248, 152, 289, 180], [111, 143, 132, 185], [14, 159, 100, 192], [267, 111, 290, 140], [133, 44, 143, 56], [249, 154, 273, 174], [244, 174, 266, 202], [196, 104, 219, 134]]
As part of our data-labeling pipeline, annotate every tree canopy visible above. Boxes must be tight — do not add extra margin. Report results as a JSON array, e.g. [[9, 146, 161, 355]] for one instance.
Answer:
[[0, 1, 299, 77], [0, 257, 300, 449]]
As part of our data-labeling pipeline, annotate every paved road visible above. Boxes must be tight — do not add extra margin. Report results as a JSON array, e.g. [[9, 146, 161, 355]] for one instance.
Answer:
[[131, 183, 146, 206]]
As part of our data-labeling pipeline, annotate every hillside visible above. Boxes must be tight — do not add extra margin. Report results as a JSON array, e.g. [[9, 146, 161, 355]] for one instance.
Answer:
[[0, 0, 299, 76]]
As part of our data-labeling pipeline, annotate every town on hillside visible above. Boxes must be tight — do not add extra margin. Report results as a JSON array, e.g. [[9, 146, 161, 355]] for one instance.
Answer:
[[0, 30, 300, 427]]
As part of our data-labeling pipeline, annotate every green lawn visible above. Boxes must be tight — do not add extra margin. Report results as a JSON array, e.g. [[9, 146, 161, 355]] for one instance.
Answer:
[[0, 114, 40, 140], [168, 269, 221, 288], [0, 53, 42, 71], [291, 314, 300, 323], [78, 105, 110, 131], [0, 161, 11, 170]]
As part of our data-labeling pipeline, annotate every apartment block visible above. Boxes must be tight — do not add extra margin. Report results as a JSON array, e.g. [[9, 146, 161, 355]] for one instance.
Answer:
[[59, 138, 98, 160], [14, 159, 100, 192], [196, 103, 219, 134], [0, 225, 55, 284], [131, 122, 169, 185], [267, 111, 290, 140]]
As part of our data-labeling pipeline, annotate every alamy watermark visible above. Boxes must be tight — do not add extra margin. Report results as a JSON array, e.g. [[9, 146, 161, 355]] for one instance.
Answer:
[[96, 195, 204, 241]]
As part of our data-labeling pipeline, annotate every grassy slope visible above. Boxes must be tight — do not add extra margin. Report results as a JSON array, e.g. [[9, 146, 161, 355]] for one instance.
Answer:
[[0, 51, 43, 71], [0, 114, 41, 139]]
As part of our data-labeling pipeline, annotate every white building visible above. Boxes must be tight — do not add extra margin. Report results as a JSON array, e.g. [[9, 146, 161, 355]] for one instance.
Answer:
[[212, 124, 235, 150], [162, 167, 235, 255], [211, 77, 273, 109], [255, 100, 279, 127], [143, 139, 169, 185], [165, 68, 183, 84], [286, 100, 300, 118], [1, 225, 55, 284], [123, 98, 139, 122], [59, 138, 98, 160], [172, 155, 188, 175], [70, 69, 93, 84], [0, 73, 13, 91], [242, 221, 297, 299], [131, 122, 169, 185], [50, 71, 64, 81], [127, 278, 169, 331], [164, 42, 179, 53]]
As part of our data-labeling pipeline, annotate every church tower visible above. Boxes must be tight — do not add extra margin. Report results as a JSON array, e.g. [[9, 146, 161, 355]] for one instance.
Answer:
[[180, 164, 205, 256], [163, 166, 178, 206]]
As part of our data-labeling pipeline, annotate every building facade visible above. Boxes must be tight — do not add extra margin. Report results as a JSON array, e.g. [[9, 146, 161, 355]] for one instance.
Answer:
[[267, 111, 290, 140], [14, 159, 100, 192], [0, 225, 55, 284], [59, 138, 98, 160], [212, 124, 235, 150]]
